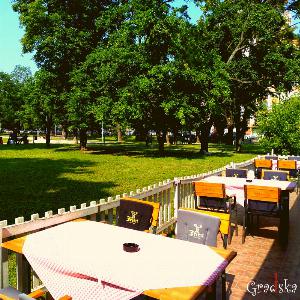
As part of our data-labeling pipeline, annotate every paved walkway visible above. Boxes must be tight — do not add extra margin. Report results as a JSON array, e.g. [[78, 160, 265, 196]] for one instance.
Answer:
[[221, 191, 300, 299]]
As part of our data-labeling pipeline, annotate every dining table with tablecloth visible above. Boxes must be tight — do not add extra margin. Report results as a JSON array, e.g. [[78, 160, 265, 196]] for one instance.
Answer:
[[6, 220, 236, 300]]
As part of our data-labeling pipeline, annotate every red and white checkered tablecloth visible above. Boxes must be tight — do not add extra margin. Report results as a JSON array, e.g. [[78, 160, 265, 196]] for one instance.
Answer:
[[23, 221, 227, 300]]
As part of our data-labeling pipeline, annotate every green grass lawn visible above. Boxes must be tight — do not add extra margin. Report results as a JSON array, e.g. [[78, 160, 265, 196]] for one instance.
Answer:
[[0, 141, 263, 224]]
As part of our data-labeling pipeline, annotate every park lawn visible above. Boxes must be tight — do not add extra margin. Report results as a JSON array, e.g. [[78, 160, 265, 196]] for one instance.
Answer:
[[0, 141, 262, 224]]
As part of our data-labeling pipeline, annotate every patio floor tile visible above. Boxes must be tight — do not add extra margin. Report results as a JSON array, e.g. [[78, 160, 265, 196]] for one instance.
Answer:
[[221, 191, 300, 299]]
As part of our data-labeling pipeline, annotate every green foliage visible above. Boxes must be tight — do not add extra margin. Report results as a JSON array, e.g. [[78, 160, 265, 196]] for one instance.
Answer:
[[257, 96, 300, 155], [0, 66, 32, 131], [11, 0, 300, 153]]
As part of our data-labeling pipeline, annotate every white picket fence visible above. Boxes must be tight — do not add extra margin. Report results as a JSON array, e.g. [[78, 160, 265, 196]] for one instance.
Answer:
[[0, 156, 256, 292]]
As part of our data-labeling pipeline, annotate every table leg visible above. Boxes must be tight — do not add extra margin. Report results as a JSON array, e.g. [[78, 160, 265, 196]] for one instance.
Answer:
[[205, 282, 216, 300], [279, 191, 289, 246], [221, 271, 226, 300], [16, 253, 31, 294]]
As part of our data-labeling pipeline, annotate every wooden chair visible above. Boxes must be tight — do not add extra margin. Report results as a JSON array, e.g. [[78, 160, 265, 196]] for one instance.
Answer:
[[193, 182, 237, 248], [287, 157, 300, 192], [243, 185, 286, 245], [288, 156, 300, 161], [176, 208, 227, 299], [0, 287, 71, 300], [262, 170, 289, 181], [277, 160, 298, 178], [254, 159, 272, 179], [225, 168, 248, 178], [117, 197, 160, 233]]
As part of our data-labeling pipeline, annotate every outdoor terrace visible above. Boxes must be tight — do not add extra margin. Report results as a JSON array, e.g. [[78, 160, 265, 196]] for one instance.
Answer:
[[0, 155, 299, 299]]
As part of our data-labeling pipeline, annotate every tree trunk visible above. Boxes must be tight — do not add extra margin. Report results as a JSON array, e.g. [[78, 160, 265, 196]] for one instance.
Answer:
[[214, 122, 226, 143], [200, 125, 210, 154], [156, 130, 166, 156], [62, 125, 68, 140], [226, 125, 234, 145], [196, 130, 200, 144], [173, 128, 178, 145], [235, 109, 249, 152], [116, 124, 123, 143], [45, 117, 52, 147], [73, 129, 78, 144], [79, 129, 87, 150], [166, 132, 171, 146]]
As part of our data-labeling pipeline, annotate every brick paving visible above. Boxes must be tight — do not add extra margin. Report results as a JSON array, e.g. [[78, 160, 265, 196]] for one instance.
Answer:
[[221, 191, 300, 299]]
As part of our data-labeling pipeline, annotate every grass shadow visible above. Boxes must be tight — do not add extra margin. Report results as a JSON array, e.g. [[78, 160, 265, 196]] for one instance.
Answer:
[[0, 157, 115, 224], [75, 143, 235, 160]]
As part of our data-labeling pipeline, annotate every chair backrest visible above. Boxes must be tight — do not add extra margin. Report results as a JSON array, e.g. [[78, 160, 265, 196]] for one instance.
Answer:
[[278, 160, 297, 177], [0, 287, 72, 300], [194, 182, 226, 198], [278, 160, 296, 170], [225, 168, 248, 178], [265, 155, 278, 160], [18, 295, 72, 300], [244, 185, 281, 203], [177, 209, 220, 247], [194, 182, 227, 211], [262, 170, 289, 181], [254, 159, 272, 169], [288, 156, 300, 161], [118, 197, 160, 231]]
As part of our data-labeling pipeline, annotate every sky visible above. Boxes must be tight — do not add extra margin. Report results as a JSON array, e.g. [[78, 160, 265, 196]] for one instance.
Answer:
[[1, 0, 297, 76], [0, 1, 38, 74]]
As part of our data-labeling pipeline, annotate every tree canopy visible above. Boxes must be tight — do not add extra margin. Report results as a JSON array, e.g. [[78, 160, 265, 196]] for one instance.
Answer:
[[2, 0, 299, 154], [257, 96, 300, 155]]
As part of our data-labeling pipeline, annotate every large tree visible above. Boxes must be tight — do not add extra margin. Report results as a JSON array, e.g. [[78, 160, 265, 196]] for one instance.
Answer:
[[0, 66, 32, 133], [69, 0, 189, 154], [202, 0, 299, 150], [21, 69, 60, 147], [12, 0, 117, 149]]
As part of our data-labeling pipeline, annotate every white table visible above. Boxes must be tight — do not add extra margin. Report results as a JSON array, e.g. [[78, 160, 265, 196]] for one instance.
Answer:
[[8, 221, 234, 300], [200, 176, 296, 206]]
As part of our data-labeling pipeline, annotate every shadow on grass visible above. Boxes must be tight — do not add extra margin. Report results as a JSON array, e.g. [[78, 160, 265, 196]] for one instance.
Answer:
[[0, 141, 262, 158], [0, 157, 115, 224], [77, 143, 235, 160], [0, 143, 77, 151]]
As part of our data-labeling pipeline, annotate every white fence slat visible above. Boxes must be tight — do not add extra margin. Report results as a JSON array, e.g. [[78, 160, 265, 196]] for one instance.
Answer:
[[0, 220, 8, 288], [89, 201, 97, 221], [1, 206, 99, 239], [99, 199, 106, 221], [57, 208, 65, 215]]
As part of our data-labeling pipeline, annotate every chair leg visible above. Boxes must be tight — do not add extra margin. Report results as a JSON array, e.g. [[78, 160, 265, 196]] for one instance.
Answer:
[[235, 206, 238, 236], [242, 213, 246, 244], [223, 234, 228, 249], [242, 208, 248, 244], [221, 271, 226, 300]]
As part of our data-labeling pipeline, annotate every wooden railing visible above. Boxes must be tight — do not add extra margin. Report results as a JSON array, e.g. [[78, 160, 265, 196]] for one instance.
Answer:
[[0, 157, 256, 291]]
